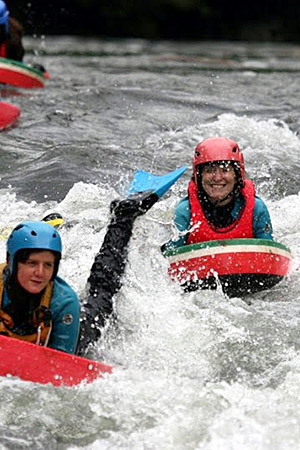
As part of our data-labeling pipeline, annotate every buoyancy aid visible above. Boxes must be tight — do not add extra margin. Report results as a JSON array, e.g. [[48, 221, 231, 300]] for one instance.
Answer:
[[0, 263, 53, 346], [187, 179, 255, 244], [0, 41, 7, 57]]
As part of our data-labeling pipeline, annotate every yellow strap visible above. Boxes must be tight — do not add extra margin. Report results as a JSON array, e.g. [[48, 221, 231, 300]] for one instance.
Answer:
[[45, 217, 64, 228]]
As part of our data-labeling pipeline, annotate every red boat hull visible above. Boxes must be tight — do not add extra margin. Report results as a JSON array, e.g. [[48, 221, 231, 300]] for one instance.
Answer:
[[0, 335, 113, 387], [166, 238, 292, 296], [0, 101, 20, 130], [0, 57, 45, 88]]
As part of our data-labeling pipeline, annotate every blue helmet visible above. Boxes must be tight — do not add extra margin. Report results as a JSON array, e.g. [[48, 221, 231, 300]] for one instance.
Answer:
[[7, 221, 62, 272], [0, 0, 9, 36]]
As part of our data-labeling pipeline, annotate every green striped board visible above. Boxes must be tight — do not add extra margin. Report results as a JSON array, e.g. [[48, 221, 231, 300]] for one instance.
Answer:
[[0, 57, 45, 88], [165, 238, 292, 296]]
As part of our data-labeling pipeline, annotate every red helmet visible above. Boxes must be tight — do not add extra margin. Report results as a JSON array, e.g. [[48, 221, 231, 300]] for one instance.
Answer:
[[193, 137, 245, 180]]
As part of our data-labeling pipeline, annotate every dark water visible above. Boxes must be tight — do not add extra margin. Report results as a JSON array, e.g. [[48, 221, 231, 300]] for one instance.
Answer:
[[0, 37, 300, 450], [1, 38, 300, 201]]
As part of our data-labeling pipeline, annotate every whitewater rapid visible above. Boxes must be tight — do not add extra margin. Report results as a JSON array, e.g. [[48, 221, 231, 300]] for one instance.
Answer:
[[0, 37, 300, 449]]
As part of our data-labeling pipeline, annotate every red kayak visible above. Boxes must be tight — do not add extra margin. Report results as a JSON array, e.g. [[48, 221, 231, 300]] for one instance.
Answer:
[[0, 335, 113, 387], [0, 101, 20, 130], [0, 57, 45, 88]]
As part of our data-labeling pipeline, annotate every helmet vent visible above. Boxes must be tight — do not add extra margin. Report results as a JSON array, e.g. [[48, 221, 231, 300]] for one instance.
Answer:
[[31, 230, 37, 236], [232, 147, 238, 153]]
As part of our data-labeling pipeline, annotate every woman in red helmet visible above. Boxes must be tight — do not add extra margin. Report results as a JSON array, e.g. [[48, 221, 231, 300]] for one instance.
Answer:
[[165, 137, 273, 249]]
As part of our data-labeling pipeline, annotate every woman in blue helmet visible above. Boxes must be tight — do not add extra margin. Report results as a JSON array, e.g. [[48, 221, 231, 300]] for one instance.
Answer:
[[1, 221, 80, 353], [0, 0, 24, 61], [1, 192, 156, 355]]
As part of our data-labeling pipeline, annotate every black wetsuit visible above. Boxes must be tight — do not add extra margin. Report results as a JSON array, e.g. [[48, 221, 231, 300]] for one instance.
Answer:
[[77, 192, 157, 355]]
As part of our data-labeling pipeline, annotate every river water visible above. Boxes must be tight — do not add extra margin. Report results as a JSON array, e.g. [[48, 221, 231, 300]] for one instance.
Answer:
[[0, 37, 300, 449]]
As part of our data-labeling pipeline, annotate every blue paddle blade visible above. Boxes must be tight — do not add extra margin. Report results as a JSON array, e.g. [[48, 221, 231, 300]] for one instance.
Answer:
[[127, 166, 187, 199]]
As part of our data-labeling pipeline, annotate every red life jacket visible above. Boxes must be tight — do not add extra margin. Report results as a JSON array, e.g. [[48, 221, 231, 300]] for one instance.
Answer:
[[0, 41, 7, 58], [186, 179, 255, 244]]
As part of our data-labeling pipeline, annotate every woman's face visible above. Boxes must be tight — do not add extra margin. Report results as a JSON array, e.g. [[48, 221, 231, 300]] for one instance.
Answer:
[[201, 162, 236, 205], [17, 250, 55, 294]]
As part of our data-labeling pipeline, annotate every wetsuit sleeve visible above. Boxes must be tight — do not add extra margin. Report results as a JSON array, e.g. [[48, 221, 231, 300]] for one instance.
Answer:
[[161, 197, 191, 252], [252, 196, 273, 240], [77, 193, 158, 355], [48, 285, 80, 354]]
